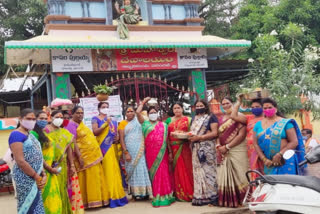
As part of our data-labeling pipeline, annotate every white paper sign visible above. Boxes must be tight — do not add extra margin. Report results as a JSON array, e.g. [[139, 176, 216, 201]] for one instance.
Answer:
[[177, 48, 208, 69], [79, 95, 123, 130], [51, 49, 93, 72]]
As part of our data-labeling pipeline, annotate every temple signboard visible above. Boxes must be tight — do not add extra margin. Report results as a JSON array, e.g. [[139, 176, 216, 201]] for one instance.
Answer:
[[115, 48, 178, 71], [52, 48, 208, 72], [51, 49, 93, 72], [177, 48, 208, 69]]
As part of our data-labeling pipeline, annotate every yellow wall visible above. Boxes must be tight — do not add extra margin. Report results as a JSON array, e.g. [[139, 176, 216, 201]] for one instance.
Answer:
[[0, 130, 11, 158]]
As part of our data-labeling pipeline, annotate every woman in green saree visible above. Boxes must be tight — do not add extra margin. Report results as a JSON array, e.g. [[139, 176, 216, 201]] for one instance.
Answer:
[[30, 111, 62, 214], [44, 110, 75, 214]]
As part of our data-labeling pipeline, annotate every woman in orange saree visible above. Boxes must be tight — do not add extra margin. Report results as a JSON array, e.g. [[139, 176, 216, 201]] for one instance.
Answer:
[[165, 102, 193, 202], [231, 96, 264, 181]]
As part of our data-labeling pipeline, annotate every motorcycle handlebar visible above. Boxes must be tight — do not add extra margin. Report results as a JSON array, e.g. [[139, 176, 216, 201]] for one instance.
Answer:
[[298, 160, 308, 167]]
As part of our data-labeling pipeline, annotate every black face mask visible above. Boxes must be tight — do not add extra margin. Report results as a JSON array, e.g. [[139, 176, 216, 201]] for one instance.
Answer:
[[195, 108, 206, 115]]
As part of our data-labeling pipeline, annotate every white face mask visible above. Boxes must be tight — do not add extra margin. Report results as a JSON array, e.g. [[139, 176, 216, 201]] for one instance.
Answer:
[[21, 119, 36, 130], [149, 113, 158, 121], [52, 118, 63, 127], [100, 108, 108, 115]]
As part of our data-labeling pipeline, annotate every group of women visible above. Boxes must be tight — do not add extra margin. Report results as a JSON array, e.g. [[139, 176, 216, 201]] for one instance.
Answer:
[[8, 95, 306, 213]]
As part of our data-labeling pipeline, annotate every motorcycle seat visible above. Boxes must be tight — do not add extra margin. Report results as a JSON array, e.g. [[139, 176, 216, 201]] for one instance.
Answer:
[[261, 175, 320, 193]]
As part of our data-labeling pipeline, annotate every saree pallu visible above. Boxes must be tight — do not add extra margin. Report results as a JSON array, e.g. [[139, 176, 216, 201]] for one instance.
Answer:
[[13, 134, 45, 214], [166, 116, 193, 202], [217, 118, 248, 208], [142, 121, 175, 207], [190, 114, 218, 206], [46, 128, 73, 214], [246, 115, 264, 181], [94, 118, 128, 208], [42, 139, 62, 214], [257, 118, 306, 175], [75, 121, 109, 208], [124, 118, 152, 197]]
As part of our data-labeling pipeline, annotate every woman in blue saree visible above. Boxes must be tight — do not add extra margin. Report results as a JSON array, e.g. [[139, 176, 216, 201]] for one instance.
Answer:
[[253, 98, 306, 175], [118, 106, 152, 200], [9, 109, 47, 214]]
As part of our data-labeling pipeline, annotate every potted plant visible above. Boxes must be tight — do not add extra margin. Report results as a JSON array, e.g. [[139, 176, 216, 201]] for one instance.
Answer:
[[93, 84, 113, 101]]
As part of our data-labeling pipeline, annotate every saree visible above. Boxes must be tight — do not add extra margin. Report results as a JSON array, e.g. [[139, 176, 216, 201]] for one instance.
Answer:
[[165, 116, 193, 202], [12, 134, 45, 214], [117, 5, 140, 39], [246, 115, 264, 181], [142, 121, 175, 207], [217, 117, 248, 208], [190, 114, 218, 206], [92, 116, 128, 208], [66, 120, 108, 208], [40, 135, 63, 214], [256, 118, 306, 175], [45, 128, 73, 214], [121, 118, 152, 197]]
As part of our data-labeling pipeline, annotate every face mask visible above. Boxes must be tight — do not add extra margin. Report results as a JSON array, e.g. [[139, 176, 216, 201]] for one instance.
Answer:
[[21, 119, 36, 130], [251, 108, 263, 116], [195, 108, 206, 115], [302, 136, 308, 141], [149, 113, 158, 121], [263, 108, 276, 118], [36, 120, 48, 129], [52, 118, 63, 127], [100, 108, 108, 115]]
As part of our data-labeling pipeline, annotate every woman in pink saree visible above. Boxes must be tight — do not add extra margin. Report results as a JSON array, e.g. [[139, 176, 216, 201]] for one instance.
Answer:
[[137, 97, 175, 207]]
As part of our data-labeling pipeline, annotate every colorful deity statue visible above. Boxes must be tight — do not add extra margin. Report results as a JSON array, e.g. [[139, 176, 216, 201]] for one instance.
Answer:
[[115, 0, 142, 39]]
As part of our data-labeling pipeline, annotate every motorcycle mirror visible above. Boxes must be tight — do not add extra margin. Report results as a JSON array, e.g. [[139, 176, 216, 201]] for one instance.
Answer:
[[283, 150, 295, 160]]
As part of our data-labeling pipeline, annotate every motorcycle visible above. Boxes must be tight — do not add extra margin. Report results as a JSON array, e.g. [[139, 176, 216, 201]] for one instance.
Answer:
[[0, 158, 13, 193], [244, 145, 320, 214]]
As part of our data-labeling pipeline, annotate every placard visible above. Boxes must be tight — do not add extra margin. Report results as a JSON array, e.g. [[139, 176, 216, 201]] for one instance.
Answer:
[[177, 48, 208, 69], [116, 48, 178, 71], [52, 49, 93, 72], [79, 95, 123, 129]]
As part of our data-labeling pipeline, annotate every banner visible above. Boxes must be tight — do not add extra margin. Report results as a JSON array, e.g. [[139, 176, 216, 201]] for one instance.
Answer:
[[177, 48, 208, 69], [79, 95, 123, 130], [92, 49, 117, 71], [116, 48, 178, 71], [52, 49, 93, 72]]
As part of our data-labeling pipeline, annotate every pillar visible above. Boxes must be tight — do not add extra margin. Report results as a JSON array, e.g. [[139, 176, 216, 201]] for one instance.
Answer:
[[51, 73, 72, 99], [188, 69, 207, 102]]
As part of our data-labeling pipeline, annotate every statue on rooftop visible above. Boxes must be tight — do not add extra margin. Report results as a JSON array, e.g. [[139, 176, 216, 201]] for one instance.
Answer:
[[115, 0, 142, 39]]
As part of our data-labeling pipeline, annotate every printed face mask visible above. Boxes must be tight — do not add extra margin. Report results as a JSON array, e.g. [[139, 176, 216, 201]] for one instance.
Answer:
[[263, 108, 276, 117], [149, 113, 158, 121], [195, 108, 206, 115], [52, 118, 63, 127], [251, 108, 263, 116], [100, 108, 108, 115], [36, 120, 48, 129], [21, 120, 36, 130]]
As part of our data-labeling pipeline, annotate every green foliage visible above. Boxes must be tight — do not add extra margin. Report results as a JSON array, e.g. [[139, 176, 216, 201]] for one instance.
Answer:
[[0, 0, 46, 74], [93, 84, 113, 95], [245, 32, 320, 117]]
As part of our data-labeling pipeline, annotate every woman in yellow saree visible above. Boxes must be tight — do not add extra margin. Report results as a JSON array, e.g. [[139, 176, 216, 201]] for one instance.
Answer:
[[92, 102, 128, 207], [65, 106, 109, 209], [30, 111, 62, 214], [44, 110, 75, 214]]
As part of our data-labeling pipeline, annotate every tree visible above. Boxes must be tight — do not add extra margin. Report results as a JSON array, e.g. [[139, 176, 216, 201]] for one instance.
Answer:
[[244, 23, 320, 117], [0, 0, 47, 74], [199, 0, 240, 38]]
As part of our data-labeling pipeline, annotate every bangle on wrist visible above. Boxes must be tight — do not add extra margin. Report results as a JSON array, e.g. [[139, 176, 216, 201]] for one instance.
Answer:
[[225, 144, 231, 150], [278, 152, 283, 157]]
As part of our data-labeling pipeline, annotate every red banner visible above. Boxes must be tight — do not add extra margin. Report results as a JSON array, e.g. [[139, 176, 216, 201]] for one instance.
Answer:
[[116, 48, 178, 71]]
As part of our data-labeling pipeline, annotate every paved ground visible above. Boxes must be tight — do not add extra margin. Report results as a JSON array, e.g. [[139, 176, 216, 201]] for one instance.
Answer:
[[0, 193, 249, 214], [0, 131, 250, 214]]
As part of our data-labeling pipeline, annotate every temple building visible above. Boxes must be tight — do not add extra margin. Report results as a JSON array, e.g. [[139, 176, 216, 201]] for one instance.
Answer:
[[4, 0, 251, 116]]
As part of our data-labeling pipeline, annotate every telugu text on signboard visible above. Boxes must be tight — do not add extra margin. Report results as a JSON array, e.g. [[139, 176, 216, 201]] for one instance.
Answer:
[[177, 48, 208, 69], [51, 49, 93, 72]]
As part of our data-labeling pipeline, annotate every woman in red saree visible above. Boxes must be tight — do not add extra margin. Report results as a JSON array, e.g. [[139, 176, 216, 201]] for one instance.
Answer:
[[217, 97, 248, 208], [165, 102, 193, 202], [137, 97, 175, 207], [231, 96, 264, 181]]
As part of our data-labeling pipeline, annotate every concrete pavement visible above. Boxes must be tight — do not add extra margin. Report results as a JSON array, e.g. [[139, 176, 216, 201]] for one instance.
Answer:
[[0, 193, 249, 214]]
